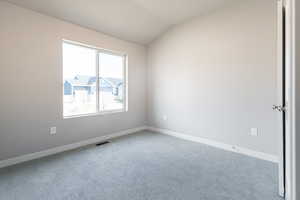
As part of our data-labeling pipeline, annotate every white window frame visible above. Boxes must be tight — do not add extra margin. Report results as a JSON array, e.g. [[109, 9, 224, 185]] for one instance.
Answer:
[[62, 39, 128, 119]]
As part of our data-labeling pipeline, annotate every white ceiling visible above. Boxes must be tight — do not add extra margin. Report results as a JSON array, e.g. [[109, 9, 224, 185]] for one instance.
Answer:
[[4, 0, 234, 45]]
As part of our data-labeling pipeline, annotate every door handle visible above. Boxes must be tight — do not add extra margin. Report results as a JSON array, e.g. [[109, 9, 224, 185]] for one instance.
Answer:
[[272, 105, 286, 112]]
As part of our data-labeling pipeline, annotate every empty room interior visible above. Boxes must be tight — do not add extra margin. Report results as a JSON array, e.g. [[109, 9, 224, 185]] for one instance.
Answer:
[[0, 0, 296, 199]]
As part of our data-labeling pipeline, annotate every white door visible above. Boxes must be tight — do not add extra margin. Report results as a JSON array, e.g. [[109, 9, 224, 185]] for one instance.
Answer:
[[275, 0, 286, 197]]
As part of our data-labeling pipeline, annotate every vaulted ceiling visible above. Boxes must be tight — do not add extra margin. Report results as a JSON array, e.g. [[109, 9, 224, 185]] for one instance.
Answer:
[[4, 0, 235, 44]]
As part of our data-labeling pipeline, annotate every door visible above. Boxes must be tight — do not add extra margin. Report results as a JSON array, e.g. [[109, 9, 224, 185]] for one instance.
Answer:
[[275, 0, 286, 197]]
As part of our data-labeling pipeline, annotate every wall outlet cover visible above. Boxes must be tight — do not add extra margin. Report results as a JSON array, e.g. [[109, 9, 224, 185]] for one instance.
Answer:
[[50, 127, 56, 135], [250, 128, 258, 136]]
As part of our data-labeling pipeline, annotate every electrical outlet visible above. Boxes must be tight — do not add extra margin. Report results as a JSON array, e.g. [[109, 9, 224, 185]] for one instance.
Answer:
[[250, 128, 258, 136], [50, 127, 56, 135], [162, 115, 168, 121]]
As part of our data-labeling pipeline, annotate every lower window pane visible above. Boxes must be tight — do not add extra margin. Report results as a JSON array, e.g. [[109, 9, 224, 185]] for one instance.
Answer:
[[99, 53, 124, 111]]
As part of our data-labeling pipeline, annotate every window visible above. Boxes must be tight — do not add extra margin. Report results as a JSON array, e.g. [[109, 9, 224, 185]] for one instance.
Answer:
[[63, 41, 126, 117]]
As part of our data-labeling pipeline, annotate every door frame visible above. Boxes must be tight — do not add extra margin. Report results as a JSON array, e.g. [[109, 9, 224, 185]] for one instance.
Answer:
[[282, 0, 296, 200], [277, 0, 285, 196]]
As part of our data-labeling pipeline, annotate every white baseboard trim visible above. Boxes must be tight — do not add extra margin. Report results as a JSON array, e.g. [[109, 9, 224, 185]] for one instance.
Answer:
[[0, 126, 278, 168], [0, 126, 147, 169], [147, 126, 278, 163]]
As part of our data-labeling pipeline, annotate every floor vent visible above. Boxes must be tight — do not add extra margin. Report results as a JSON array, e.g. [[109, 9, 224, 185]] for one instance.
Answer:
[[96, 141, 110, 146]]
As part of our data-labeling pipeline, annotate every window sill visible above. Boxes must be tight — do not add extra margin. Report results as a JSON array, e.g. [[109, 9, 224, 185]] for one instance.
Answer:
[[63, 109, 126, 119]]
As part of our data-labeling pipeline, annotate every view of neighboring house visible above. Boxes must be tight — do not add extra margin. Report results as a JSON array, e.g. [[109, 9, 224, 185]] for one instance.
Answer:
[[64, 75, 123, 100]]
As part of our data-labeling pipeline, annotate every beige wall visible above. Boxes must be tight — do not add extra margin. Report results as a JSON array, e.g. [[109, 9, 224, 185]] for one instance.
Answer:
[[147, 0, 279, 156], [0, 1, 147, 160]]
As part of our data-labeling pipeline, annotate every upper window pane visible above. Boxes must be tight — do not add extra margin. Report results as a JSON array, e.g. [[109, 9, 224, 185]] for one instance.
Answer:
[[63, 42, 97, 117], [99, 53, 125, 111]]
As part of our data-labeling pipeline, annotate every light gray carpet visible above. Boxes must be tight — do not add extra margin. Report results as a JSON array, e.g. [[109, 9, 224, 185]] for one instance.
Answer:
[[0, 131, 282, 200]]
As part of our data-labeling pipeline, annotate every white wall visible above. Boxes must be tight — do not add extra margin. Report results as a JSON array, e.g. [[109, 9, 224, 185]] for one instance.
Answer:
[[0, 0, 280, 161], [0, 1, 147, 160], [147, 0, 279, 156], [295, 0, 300, 198]]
